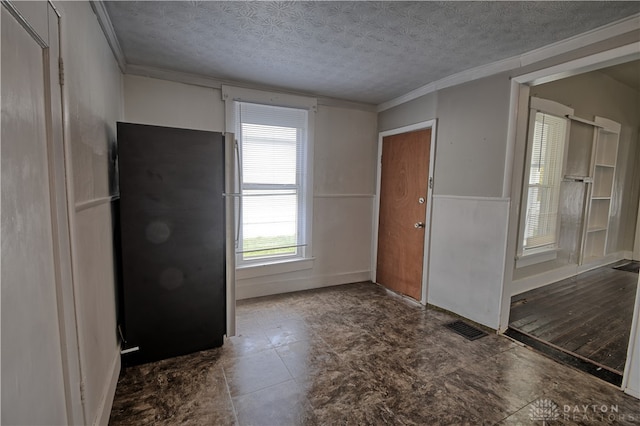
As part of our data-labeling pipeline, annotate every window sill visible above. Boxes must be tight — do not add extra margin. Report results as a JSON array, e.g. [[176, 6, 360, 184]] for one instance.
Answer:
[[516, 247, 558, 268], [236, 257, 315, 280]]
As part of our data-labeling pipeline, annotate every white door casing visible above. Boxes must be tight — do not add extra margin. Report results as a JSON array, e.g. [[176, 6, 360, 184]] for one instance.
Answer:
[[372, 120, 437, 305], [1, 1, 84, 423]]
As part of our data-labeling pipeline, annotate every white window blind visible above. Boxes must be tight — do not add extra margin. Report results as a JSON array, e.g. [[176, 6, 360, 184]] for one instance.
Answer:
[[236, 102, 308, 262], [523, 112, 568, 252]]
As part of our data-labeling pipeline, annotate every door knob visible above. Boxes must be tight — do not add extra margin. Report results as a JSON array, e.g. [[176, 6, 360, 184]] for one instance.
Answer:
[[414, 222, 425, 229]]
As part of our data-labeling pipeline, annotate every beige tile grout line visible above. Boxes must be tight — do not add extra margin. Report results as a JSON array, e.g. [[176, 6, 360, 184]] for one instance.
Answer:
[[221, 366, 240, 425]]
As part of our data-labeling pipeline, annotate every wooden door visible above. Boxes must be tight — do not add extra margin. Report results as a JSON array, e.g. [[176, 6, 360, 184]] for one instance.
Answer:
[[376, 129, 431, 300]]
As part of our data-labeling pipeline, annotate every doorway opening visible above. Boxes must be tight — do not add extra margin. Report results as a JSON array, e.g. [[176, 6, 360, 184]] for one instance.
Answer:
[[373, 121, 436, 304], [504, 59, 640, 386]]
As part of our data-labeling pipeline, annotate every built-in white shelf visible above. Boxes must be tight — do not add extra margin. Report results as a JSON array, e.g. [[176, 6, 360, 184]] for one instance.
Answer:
[[592, 166, 615, 197], [587, 226, 608, 233], [580, 116, 620, 265]]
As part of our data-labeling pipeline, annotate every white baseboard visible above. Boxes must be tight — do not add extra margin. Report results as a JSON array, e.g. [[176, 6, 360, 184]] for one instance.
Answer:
[[236, 270, 371, 300], [93, 350, 120, 426], [511, 251, 627, 296]]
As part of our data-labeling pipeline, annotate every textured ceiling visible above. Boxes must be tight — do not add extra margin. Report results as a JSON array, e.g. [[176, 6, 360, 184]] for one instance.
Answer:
[[104, 1, 640, 105]]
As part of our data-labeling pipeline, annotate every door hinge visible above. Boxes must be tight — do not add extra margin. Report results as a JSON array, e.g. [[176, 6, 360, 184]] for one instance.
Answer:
[[79, 379, 86, 403], [428, 176, 434, 189], [58, 57, 64, 86]]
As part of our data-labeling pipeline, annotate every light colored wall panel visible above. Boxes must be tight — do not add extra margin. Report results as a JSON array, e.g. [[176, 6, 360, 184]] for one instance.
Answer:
[[62, 1, 122, 204], [434, 74, 511, 198], [236, 197, 373, 299], [73, 204, 119, 423], [623, 274, 640, 398], [11, 0, 48, 43], [1, 5, 67, 423], [428, 196, 510, 329], [315, 105, 378, 195], [123, 74, 225, 132], [312, 197, 373, 275], [636, 190, 640, 260], [378, 92, 437, 133], [58, 1, 124, 423]]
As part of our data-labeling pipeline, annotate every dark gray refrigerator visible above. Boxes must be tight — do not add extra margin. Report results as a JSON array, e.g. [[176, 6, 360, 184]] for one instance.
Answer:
[[116, 122, 228, 366]]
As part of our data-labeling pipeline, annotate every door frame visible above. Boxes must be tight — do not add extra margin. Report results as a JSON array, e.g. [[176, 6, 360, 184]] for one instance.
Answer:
[[372, 120, 437, 305], [2, 1, 85, 423], [500, 42, 640, 331], [499, 43, 640, 395], [634, 183, 640, 261]]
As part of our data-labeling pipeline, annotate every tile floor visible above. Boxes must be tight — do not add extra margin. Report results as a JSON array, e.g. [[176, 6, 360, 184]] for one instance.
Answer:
[[109, 282, 640, 425]]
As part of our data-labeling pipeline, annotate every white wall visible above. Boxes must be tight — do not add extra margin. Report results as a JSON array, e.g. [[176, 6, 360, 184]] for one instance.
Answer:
[[636, 195, 640, 260], [59, 1, 124, 424], [378, 74, 512, 329], [2, 3, 68, 424], [433, 74, 512, 198], [123, 75, 378, 299], [378, 92, 438, 133], [623, 274, 640, 398], [1, 2, 123, 424], [428, 197, 510, 328], [124, 75, 224, 132]]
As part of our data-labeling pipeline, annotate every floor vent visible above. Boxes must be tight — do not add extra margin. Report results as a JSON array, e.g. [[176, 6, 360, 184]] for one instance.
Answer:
[[444, 320, 487, 341]]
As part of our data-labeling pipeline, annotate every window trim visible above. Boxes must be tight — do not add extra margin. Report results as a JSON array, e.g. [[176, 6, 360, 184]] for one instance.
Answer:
[[222, 85, 316, 270], [516, 97, 573, 264], [236, 257, 315, 280]]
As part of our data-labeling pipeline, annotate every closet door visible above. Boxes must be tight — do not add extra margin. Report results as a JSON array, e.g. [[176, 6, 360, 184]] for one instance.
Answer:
[[118, 122, 226, 365]]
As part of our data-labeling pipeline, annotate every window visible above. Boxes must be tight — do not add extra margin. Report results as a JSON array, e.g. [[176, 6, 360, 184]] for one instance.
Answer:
[[235, 102, 311, 265], [518, 97, 572, 261]]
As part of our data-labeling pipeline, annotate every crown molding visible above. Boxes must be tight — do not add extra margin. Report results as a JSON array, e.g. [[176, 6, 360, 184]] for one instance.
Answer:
[[378, 13, 640, 112], [513, 43, 640, 86], [125, 64, 377, 112], [90, 0, 125, 72], [126, 64, 226, 89]]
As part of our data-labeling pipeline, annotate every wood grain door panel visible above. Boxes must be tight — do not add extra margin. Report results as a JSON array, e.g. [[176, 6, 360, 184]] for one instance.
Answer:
[[376, 129, 431, 300]]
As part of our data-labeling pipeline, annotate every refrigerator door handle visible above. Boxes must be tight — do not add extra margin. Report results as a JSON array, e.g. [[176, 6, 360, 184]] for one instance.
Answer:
[[225, 132, 237, 337], [234, 139, 242, 250]]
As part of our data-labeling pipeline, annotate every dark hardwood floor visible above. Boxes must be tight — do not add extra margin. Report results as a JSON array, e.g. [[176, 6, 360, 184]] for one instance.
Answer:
[[509, 264, 638, 374]]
